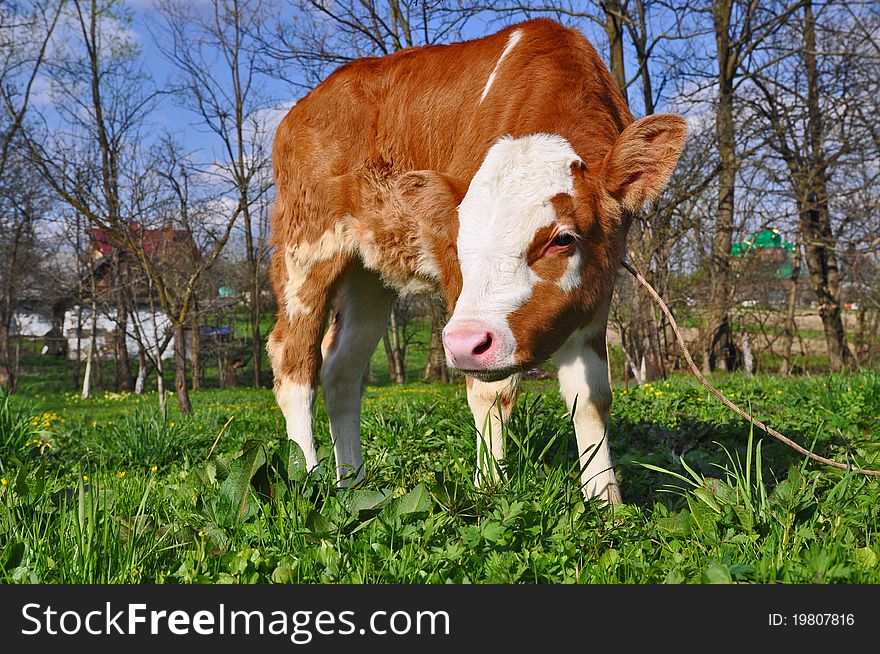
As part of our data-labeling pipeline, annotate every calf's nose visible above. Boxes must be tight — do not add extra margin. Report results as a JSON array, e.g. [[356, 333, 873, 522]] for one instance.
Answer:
[[442, 321, 497, 370]]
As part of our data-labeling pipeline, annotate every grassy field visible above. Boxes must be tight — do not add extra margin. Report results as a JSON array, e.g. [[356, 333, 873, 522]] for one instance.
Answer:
[[2, 363, 880, 584]]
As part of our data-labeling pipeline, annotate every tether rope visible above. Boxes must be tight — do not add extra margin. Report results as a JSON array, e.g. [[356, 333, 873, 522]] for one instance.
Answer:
[[621, 257, 880, 477]]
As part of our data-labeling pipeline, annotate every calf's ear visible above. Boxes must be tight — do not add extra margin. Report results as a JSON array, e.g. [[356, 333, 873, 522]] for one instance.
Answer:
[[599, 113, 687, 211], [392, 170, 467, 222], [391, 170, 467, 308]]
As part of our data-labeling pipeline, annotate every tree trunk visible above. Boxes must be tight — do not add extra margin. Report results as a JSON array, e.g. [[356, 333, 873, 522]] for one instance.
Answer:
[[708, 0, 737, 373], [423, 298, 449, 383], [190, 303, 200, 391], [799, 0, 853, 372], [114, 302, 133, 392], [156, 354, 166, 416], [382, 331, 395, 382], [602, 0, 628, 102], [13, 336, 21, 384], [619, 326, 644, 385], [135, 348, 147, 394], [629, 248, 665, 381], [82, 332, 96, 400], [605, 0, 667, 381], [82, 287, 98, 399], [249, 259, 262, 387], [386, 306, 406, 384], [862, 309, 880, 365], [0, 218, 28, 393], [740, 321, 753, 376], [0, 323, 13, 392], [110, 252, 133, 392], [802, 227, 852, 371], [779, 235, 802, 375], [73, 305, 82, 390], [173, 322, 192, 414]]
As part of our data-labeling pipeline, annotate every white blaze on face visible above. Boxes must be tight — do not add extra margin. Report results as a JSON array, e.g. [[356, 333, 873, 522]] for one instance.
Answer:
[[451, 134, 582, 368]]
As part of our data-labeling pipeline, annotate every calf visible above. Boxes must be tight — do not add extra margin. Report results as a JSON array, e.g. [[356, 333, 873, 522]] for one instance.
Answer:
[[267, 18, 686, 503]]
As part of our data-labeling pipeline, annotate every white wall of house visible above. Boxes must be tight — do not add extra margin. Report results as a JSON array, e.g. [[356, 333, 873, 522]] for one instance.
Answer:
[[10, 312, 53, 337], [63, 306, 179, 360]]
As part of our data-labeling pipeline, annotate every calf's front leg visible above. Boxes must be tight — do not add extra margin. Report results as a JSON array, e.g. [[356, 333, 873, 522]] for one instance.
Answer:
[[555, 328, 622, 504], [466, 373, 520, 486]]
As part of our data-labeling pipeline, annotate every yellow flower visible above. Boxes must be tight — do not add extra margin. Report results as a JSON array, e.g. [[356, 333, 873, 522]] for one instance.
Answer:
[[169, 422, 175, 428], [150, 466, 158, 473], [118, 471, 126, 478], [777, 390, 783, 394], [1, 478, 7, 487], [83, 475, 89, 481]]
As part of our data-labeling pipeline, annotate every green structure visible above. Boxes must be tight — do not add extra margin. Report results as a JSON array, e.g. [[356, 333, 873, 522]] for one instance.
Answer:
[[731, 228, 795, 279]]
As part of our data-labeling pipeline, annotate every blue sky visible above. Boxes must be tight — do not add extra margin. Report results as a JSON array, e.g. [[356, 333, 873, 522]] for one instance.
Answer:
[[124, 1, 297, 163], [122, 2, 642, 163]]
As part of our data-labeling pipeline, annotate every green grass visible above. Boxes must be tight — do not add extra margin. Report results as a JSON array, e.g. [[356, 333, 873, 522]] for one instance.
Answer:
[[1, 369, 879, 584]]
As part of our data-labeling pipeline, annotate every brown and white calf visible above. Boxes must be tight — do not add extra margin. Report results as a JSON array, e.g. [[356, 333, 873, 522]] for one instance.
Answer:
[[267, 18, 686, 503]]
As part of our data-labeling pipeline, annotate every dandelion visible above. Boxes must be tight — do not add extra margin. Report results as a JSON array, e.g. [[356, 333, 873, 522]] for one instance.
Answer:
[[118, 471, 126, 478], [150, 466, 158, 473], [83, 475, 89, 482], [1, 478, 7, 487]]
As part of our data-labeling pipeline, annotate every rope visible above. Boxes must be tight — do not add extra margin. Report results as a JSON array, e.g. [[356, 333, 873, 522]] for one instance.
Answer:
[[621, 258, 880, 477]]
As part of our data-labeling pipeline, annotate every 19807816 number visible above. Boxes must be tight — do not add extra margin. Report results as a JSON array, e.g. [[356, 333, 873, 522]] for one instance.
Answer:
[[792, 614, 854, 626], [769, 613, 855, 626]]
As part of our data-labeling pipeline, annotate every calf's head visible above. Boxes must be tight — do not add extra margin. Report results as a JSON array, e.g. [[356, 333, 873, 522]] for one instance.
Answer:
[[407, 114, 687, 381]]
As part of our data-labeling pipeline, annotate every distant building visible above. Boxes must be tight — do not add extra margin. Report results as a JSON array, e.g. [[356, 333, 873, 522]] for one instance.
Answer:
[[10, 310, 53, 338], [731, 228, 796, 279], [732, 228, 802, 308], [62, 306, 186, 361], [62, 224, 199, 361]]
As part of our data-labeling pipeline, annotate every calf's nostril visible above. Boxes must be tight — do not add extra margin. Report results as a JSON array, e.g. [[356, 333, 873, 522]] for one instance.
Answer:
[[472, 333, 493, 356]]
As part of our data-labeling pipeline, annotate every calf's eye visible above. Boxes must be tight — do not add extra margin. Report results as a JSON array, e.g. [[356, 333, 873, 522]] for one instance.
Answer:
[[552, 232, 575, 247]]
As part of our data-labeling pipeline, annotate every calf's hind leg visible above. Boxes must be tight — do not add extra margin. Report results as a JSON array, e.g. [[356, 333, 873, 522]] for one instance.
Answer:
[[267, 245, 350, 472], [321, 262, 394, 486]]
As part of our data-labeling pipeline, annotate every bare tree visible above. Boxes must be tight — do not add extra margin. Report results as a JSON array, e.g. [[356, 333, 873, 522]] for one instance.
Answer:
[[0, 0, 64, 390], [663, 0, 804, 372], [154, 0, 274, 389], [120, 136, 245, 413], [9, 0, 243, 411], [14, 0, 159, 393], [743, 0, 878, 371], [0, 151, 55, 391]]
